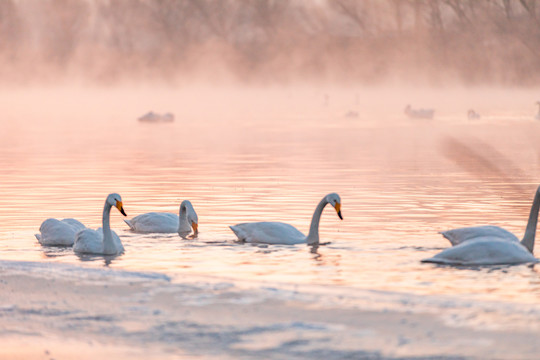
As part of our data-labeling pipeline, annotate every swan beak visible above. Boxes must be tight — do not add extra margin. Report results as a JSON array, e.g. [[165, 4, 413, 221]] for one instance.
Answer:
[[116, 201, 127, 216], [192, 222, 198, 234], [334, 203, 343, 220]]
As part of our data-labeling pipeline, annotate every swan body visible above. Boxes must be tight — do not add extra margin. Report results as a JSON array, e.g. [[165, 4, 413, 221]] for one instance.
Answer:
[[404, 105, 434, 119], [230, 193, 343, 245], [440, 225, 519, 246], [422, 238, 537, 265], [467, 109, 481, 120], [231, 222, 307, 245], [73, 227, 124, 254], [423, 186, 540, 265], [124, 200, 198, 238], [35, 218, 86, 246], [73, 193, 127, 255]]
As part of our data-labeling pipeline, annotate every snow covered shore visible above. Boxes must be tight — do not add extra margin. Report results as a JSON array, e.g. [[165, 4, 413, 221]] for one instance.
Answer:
[[0, 259, 539, 360]]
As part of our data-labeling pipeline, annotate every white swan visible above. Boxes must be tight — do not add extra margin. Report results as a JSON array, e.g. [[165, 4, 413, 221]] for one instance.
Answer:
[[404, 104, 434, 119], [124, 200, 198, 238], [35, 218, 86, 246], [73, 193, 127, 255], [422, 186, 540, 265], [230, 193, 343, 245]]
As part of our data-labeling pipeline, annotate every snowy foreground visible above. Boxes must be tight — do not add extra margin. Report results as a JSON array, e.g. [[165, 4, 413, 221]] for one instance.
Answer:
[[0, 260, 539, 360]]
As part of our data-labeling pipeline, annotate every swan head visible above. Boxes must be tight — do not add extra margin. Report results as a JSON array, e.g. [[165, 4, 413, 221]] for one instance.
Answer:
[[325, 193, 343, 220], [180, 200, 198, 235], [106, 193, 127, 216]]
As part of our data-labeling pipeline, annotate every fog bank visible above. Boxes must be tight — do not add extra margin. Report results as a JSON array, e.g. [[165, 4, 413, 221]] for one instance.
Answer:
[[1, 0, 540, 86]]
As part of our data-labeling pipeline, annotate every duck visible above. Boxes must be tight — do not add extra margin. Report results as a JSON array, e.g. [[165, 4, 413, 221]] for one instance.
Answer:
[[124, 200, 198, 238], [404, 104, 434, 119], [73, 193, 127, 255], [230, 193, 343, 245], [422, 186, 540, 265], [35, 218, 86, 246]]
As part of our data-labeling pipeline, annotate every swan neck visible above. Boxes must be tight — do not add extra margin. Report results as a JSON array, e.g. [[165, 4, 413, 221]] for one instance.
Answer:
[[178, 203, 190, 234], [102, 201, 115, 253], [306, 197, 328, 245], [521, 190, 540, 253]]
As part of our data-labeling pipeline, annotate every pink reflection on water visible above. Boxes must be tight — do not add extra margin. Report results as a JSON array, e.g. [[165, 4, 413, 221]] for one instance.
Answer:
[[1, 87, 540, 305]]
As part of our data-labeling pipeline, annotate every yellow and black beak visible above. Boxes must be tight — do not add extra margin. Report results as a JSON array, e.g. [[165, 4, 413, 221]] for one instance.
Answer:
[[116, 201, 127, 216], [334, 202, 343, 220]]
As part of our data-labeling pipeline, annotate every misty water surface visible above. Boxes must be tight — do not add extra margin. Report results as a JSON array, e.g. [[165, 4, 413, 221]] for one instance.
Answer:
[[1, 86, 540, 308]]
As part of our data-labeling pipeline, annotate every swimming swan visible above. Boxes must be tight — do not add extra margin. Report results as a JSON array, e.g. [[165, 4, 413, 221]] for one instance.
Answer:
[[404, 104, 434, 120], [230, 193, 343, 245], [73, 193, 127, 255], [422, 186, 540, 265], [124, 200, 198, 238], [35, 218, 86, 246]]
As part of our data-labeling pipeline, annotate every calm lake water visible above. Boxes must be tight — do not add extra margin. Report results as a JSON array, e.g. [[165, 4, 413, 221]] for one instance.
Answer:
[[1, 86, 540, 313]]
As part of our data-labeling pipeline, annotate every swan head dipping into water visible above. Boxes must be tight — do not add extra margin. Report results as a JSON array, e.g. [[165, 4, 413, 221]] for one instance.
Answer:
[[73, 193, 127, 255], [230, 193, 343, 245], [178, 200, 198, 238], [123, 199, 199, 238]]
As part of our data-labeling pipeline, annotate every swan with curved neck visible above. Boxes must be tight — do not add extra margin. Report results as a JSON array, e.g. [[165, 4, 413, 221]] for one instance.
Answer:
[[124, 200, 198, 238], [230, 193, 343, 245], [422, 186, 540, 265], [73, 193, 127, 255]]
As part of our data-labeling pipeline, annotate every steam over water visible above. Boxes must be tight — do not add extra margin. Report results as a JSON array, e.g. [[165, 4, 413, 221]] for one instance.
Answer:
[[2, 0, 540, 85]]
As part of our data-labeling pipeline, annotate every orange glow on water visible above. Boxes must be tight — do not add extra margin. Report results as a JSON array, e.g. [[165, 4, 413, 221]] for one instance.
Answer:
[[1, 86, 540, 305]]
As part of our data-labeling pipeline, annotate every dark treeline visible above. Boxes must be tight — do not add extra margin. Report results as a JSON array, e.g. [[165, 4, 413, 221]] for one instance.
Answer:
[[1, 0, 540, 85]]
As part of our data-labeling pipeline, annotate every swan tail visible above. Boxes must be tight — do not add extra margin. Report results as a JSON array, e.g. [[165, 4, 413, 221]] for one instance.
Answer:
[[35, 233, 41, 242], [124, 219, 135, 231], [439, 230, 462, 246], [229, 225, 246, 242]]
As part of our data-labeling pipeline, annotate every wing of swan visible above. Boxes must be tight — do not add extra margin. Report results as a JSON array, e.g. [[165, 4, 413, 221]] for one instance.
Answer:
[[125, 213, 178, 233], [73, 193, 127, 255], [423, 185, 540, 265], [35, 218, 86, 246], [230, 193, 343, 245], [441, 225, 519, 246], [74, 227, 124, 254], [230, 222, 306, 245], [124, 200, 198, 238]]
